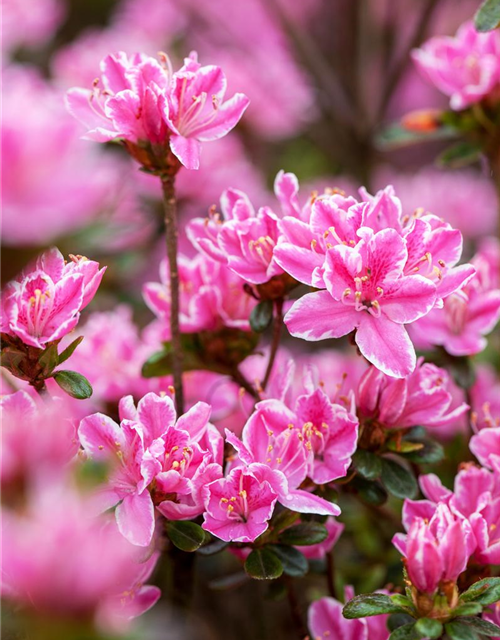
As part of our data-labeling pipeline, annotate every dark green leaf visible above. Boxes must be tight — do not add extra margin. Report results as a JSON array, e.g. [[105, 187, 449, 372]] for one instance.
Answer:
[[414, 617, 442, 639], [437, 141, 482, 169], [388, 623, 418, 640], [390, 595, 413, 609], [445, 620, 479, 640], [402, 439, 444, 464], [249, 300, 273, 333], [38, 343, 59, 376], [165, 521, 205, 552], [343, 594, 404, 619], [461, 578, 500, 605], [450, 356, 476, 390], [196, 538, 229, 556], [376, 123, 456, 151], [352, 476, 388, 505], [452, 603, 483, 617], [0, 347, 28, 378], [278, 522, 328, 546], [456, 616, 500, 636], [142, 347, 173, 378], [475, 0, 500, 31], [57, 336, 84, 365], [52, 370, 93, 399], [208, 572, 249, 590], [388, 613, 415, 631], [380, 458, 417, 499], [269, 545, 308, 578], [352, 450, 382, 480], [244, 548, 283, 580], [270, 509, 300, 533]]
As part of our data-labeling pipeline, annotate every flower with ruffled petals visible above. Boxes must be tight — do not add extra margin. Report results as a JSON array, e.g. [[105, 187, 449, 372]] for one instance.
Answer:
[[1, 247, 105, 349], [412, 21, 500, 110], [285, 228, 436, 378]]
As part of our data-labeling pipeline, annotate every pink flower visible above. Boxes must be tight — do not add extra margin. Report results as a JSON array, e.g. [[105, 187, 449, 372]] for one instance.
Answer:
[[2, 483, 160, 625], [1, 390, 78, 487], [285, 228, 436, 378], [357, 358, 469, 429], [160, 52, 249, 169], [79, 392, 221, 546], [143, 252, 256, 335], [471, 365, 500, 432], [411, 243, 500, 356], [308, 589, 390, 640], [3, 0, 64, 52], [395, 504, 470, 593], [412, 21, 500, 110], [470, 429, 500, 472], [202, 464, 278, 542], [66, 50, 249, 170], [226, 387, 358, 515], [1, 247, 105, 349], [187, 171, 309, 285]]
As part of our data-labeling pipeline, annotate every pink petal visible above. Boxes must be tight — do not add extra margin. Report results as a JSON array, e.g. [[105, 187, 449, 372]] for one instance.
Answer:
[[79, 413, 125, 459], [169, 134, 201, 170], [194, 93, 250, 141], [285, 291, 358, 341], [115, 491, 155, 547]]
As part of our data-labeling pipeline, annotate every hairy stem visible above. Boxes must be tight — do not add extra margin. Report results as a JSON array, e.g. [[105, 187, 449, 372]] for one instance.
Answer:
[[161, 175, 184, 415], [262, 298, 284, 390]]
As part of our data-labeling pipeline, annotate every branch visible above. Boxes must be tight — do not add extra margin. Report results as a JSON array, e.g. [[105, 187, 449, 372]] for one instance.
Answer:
[[262, 298, 284, 390]]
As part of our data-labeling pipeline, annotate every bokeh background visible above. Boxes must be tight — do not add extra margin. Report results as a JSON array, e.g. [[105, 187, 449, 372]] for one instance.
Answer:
[[2, 1, 498, 639]]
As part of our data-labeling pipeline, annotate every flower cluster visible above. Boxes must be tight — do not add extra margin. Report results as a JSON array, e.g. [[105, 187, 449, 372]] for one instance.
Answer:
[[67, 51, 249, 170]]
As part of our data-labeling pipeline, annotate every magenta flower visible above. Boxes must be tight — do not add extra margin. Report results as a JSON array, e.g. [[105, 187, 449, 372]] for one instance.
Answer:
[[285, 228, 436, 378], [1, 247, 105, 349], [412, 21, 500, 110], [66, 50, 249, 170], [395, 504, 470, 594], [226, 388, 358, 515], [79, 392, 221, 546], [143, 252, 257, 336], [470, 428, 500, 473], [2, 483, 160, 625], [202, 464, 278, 543], [357, 358, 469, 430], [471, 365, 500, 432], [160, 52, 249, 170]]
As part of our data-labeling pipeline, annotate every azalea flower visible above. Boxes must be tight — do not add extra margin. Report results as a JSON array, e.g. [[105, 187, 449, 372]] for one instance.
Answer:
[[285, 228, 436, 378], [1, 247, 105, 349]]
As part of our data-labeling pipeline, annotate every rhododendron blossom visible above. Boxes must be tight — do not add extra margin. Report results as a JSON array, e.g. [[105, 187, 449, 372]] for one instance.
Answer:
[[285, 228, 436, 377], [79, 392, 222, 546], [357, 358, 469, 429], [412, 20, 500, 110], [1, 247, 105, 349], [66, 50, 249, 169]]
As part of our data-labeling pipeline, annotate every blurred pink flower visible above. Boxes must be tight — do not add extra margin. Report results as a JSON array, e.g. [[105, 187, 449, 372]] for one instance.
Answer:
[[2, 66, 116, 246], [202, 464, 278, 543], [2, 0, 64, 52], [357, 358, 468, 430], [1, 247, 105, 349], [471, 365, 500, 432], [412, 20, 500, 110], [285, 228, 436, 378], [143, 253, 256, 335], [2, 484, 160, 624]]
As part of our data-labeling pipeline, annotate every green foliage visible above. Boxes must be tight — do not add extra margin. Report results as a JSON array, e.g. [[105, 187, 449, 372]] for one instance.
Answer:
[[380, 458, 417, 500], [165, 521, 205, 552], [475, 0, 500, 31], [249, 300, 274, 333], [57, 336, 84, 365], [437, 141, 482, 169], [53, 370, 93, 399], [352, 450, 382, 480], [343, 593, 405, 619], [269, 545, 308, 578], [414, 617, 442, 639], [278, 522, 328, 546], [461, 577, 500, 605], [244, 548, 283, 580]]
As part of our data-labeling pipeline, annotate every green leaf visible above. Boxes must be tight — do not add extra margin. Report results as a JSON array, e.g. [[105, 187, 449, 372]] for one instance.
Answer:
[[352, 450, 382, 480], [165, 521, 205, 552], [269, 545, 308, 578], [461, 578, 500, 605], [278, 522, 328, 546], [445, 620, 479, 640], [388, 613, 415, 631], [38, 343, 59, 376], [196, 538, 229, 556], [244, 548, 283, 580], [1, 347, 28, 378], [352, 476, 388, 505], [456, 616, 500, 636], [390, 595, 413, 609], [376, 123, 456, 151], [380, 458, 417, 500], [475, 0, 500, 31], [270, 509, 300, 533], [388, 623, 418, 640], [401, 439, 444, 464], [52, 370, 93, 399], [249, 300, 274, 333], [414, 617, 442, 639], [57, 336, 84, 365], [142, 347, 173, 378], [387, 440, 424, 454], [208, 572, 249, 590], [437, 141, 482, 169], [452, 603, 483, 617], [343, 593, 404, 619]]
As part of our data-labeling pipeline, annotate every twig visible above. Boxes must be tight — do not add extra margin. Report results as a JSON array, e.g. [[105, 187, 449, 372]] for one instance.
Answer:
[[262, 298, 284, 390], [161, 175, 184, 415], [285, 577, 308, 639], [231, 367, 261, 401]]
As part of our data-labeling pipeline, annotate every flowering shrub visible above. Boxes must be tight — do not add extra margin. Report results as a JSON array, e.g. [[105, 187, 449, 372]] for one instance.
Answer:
[[2, 4, 500, 640]]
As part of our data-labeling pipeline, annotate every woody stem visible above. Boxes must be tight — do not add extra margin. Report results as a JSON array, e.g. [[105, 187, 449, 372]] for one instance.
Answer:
[[262, 298, 284, 390]]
